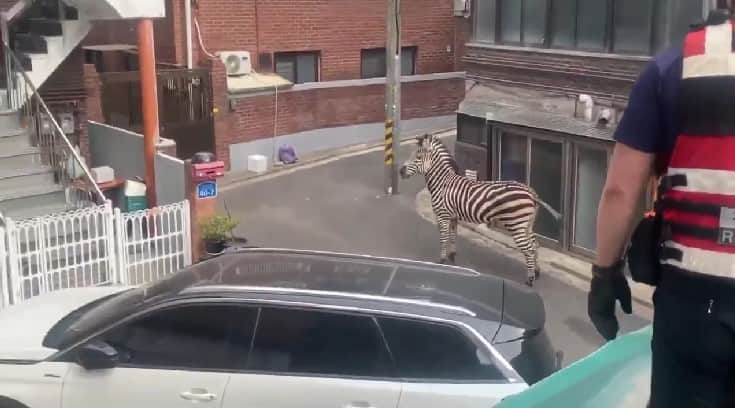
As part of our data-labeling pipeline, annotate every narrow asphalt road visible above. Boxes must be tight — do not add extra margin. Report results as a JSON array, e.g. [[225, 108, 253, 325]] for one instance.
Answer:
[[220, 143, 650, 366]]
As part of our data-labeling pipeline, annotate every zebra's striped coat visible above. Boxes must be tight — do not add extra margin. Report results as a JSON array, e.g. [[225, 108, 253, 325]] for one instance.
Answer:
[[400, 134, 561, 286]]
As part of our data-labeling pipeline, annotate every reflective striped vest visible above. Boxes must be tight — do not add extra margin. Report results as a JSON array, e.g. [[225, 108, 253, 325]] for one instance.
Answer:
[[661, 19, 735, 279]]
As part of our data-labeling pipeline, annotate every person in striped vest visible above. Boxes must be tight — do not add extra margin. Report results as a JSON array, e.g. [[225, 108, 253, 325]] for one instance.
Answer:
[[589, 3, 735, 407]]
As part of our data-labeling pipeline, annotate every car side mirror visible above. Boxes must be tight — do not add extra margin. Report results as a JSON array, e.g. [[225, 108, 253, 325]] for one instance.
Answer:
[[77, 341, 119, 370]]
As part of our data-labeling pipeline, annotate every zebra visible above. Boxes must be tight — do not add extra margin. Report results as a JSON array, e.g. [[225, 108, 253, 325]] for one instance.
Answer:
[[399, 134, 561, 286]]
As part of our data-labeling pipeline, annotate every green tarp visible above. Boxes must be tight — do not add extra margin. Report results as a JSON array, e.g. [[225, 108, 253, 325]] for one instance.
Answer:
[[497, 326, 653, 407]]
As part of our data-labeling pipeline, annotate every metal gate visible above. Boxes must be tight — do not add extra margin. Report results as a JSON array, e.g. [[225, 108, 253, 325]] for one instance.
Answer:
[[0, 200, 192, 308], [99, 69, 215, 160]]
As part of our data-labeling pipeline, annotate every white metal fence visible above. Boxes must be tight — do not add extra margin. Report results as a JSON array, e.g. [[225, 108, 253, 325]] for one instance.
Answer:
[[0, 200, 192, 307], [116, 201, 192, 286]]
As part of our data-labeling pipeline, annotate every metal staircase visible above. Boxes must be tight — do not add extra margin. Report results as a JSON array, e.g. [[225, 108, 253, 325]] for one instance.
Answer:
[[0, 0, 164, 220]]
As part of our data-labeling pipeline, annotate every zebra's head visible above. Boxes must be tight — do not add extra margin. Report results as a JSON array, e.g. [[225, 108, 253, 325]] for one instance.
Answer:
[[400, 134, 456, 179]]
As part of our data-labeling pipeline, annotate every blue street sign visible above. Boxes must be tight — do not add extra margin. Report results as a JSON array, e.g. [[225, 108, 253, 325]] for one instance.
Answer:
[[197, 181, 218, 199]]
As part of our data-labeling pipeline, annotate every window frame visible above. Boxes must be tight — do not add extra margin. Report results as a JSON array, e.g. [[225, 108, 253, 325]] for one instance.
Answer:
[[476, 0, 702, 56], [360, 46, 418, 79], [273, 51, 321, 84]]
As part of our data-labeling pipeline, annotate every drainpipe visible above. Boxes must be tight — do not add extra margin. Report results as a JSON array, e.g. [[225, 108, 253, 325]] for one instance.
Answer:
[[185, 0, 193, 68], [138, 19, 159, 208]]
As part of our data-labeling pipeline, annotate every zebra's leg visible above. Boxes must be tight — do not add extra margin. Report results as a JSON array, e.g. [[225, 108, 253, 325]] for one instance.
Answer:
[[437, 217, 451, 264], [509, 227, 537, 286], [532, 234, 541, 279], [448, 217, 458, 264]]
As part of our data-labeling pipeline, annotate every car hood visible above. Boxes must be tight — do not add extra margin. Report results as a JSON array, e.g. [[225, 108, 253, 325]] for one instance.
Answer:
[[0, 287, 129, 361], [495, 326, 652, 407]]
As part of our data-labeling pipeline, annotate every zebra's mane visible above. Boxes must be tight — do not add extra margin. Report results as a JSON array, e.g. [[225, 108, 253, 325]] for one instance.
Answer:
[[430, 138, 460, 174]]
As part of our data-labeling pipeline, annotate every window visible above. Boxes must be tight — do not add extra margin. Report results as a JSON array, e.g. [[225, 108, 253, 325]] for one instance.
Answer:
[[576, 0, 607, 51], [457, 114, 486, 146], [248, 308, 393, 378], [574, 146, 608, 251], [101, 305, 257, 370], [613, 0, 655, 54], [474, 0, 496, 42], [500, 133, 527, 183], [378, 317, 504, 381], [274, 51, 319, 84], [529, 139, 563, 241], [498, 0, 547, 45], [361, 47, 417, 79], [475, 0, 707, 55]]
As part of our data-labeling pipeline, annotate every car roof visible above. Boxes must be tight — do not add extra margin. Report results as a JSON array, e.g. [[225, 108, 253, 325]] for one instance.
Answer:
[[167, 248, 506, 322]]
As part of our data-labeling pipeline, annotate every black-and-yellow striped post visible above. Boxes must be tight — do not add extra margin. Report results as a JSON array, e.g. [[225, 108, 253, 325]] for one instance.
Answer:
[[385, 120, 394, 166]]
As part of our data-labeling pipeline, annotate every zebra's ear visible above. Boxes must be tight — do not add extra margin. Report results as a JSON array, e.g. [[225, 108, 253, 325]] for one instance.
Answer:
[[416, 135, 427, 146]]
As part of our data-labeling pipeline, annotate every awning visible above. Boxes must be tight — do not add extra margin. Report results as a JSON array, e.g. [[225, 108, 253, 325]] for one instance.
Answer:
[[458, 85, 615, 142]]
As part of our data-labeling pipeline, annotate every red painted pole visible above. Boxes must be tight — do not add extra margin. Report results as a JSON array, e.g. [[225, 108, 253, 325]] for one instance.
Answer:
[[138, 19, 159, 208]]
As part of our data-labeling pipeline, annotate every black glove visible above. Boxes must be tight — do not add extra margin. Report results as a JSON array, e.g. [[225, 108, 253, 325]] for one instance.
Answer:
[[588, 260, 632, 342]]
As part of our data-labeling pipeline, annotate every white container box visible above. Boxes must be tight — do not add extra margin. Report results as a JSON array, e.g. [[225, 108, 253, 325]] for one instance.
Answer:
[[248, 154, 268, 174]]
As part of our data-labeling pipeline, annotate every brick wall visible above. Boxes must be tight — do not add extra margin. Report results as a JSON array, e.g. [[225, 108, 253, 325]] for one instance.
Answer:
[[216, 76, 464, 167], [194, 0, 456, 79]]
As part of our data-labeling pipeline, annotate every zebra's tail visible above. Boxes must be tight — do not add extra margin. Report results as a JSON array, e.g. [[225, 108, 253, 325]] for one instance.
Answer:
[[533, 197, 562, 221]]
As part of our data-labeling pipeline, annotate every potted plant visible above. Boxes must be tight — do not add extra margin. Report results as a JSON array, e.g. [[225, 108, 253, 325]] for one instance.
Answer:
[[200, 213, 239, 255]]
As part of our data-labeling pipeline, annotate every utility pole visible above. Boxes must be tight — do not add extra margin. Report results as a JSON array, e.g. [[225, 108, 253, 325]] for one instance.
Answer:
[[138, 19, 159, 208], [384, 0, 401, 195]]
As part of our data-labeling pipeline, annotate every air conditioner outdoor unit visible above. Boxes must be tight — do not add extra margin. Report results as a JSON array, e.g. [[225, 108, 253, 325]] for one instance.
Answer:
[[220, 51, 252, 76]]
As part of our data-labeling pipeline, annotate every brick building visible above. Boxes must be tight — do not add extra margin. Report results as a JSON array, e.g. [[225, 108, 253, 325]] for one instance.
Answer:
[[453, 0, 712, 259], [189, 0, 465, 171], [6, 0, 465, 170]]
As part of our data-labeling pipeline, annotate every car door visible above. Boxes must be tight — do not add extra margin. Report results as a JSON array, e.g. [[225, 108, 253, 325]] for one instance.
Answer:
[[61, 303, 258, 408], [377, 317, 527, 408], [223, 306, 402, 408]]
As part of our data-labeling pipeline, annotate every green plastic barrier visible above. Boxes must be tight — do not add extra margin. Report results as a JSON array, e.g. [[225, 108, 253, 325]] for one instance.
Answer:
[[497, 326, 653, 407]]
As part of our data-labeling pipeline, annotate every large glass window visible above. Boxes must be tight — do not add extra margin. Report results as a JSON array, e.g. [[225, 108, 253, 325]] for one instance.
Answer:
[[474, 0, 707, 55], [530, 139, 563, 241], [523, 0, 548, 45], [574, 146, 608, 251], [613, 0, 655, 54], [550, 0, 576, 48], [378, 317, 505, 381], [248, 308, 393, 378], [474, 0, 496, 42], [499, 0, 522, 43], [576, 0, 607, 51], [500, 133, 527, 183]]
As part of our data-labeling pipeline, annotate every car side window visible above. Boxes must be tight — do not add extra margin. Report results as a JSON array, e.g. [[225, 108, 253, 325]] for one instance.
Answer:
[[99, 304, 257, 371], [247, 307, 394, 378], [378, 317, 505, 381]]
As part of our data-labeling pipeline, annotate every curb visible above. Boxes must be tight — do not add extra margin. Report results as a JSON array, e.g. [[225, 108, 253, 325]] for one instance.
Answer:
[[414, 188, 654, 311], [219, 127, 457, 191]]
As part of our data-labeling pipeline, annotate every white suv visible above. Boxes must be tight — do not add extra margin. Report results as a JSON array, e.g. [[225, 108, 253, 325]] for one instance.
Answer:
[[0, 249, 560, 408]]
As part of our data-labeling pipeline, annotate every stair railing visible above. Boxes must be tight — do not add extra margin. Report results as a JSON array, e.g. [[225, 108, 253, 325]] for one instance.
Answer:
[[0, 38, 105, 207]]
